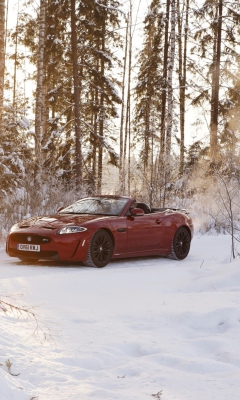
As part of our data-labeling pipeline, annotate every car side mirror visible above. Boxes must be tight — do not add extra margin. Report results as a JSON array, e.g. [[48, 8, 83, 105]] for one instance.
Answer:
[[130, 208, 144, 216]]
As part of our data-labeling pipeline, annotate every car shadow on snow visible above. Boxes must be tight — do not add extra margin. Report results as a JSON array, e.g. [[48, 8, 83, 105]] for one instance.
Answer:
[[11, 254, 177, 269]]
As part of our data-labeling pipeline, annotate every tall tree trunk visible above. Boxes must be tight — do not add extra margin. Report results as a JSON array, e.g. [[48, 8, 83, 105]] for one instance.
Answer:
[[97, 11, 106, 194], [71, 0, 82, 189], [92, 86, 98, 193], [4, 0, 8, 53], [13, 0, 20, 107], [0, 0, 5, 134], [89, 87, 97, 194], [41, 67, 48, 146], [127, 3, 132, 196], [210, 0, 222, 161], [123, 79, 129, 195], [92, 37, 100, 195], [149, 100, 154, 207], [123, 7, 132, 196], [178, 0, 189, 176], [119, 16, 128, 194], [164, 0, 176, 206], [160, 0, 170, 156], [35, 0, 46, 185], [209, 9, 218, 159]]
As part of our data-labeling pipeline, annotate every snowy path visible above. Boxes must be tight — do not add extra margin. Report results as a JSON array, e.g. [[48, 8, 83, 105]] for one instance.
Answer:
[[0, 234, 240, 400]]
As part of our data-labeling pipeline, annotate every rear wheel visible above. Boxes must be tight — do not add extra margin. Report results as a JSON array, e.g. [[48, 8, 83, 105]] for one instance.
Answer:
[[84, 230, 113, 268], [169, 227, 191, 260]]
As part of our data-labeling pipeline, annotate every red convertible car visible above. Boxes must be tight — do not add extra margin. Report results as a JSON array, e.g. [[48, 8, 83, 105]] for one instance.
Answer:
[[6, 196, 194, 267]]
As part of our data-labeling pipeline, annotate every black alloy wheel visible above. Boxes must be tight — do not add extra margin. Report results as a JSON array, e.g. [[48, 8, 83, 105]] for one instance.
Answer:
[[85, 229, 113, 268], [169, 227, 191, 260]]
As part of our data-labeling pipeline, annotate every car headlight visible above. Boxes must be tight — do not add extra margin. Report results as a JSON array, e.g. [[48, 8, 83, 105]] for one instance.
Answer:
[[57, 226, 87, 234]]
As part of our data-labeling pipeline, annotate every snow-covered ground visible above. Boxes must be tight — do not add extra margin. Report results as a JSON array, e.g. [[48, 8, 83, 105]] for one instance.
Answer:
[[0, 234, 240, 400]]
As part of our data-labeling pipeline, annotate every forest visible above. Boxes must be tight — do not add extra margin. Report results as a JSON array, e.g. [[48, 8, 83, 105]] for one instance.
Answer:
[[0, 0, 240, 253]]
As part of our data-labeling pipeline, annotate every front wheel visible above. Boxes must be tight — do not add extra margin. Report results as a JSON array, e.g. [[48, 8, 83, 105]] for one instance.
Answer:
[[84, 229, 113, 268], [169, 227, 191, 260]]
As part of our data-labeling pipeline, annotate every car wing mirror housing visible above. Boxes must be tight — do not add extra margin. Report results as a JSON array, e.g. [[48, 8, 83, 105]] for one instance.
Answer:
[[130, 208, 144, 216]]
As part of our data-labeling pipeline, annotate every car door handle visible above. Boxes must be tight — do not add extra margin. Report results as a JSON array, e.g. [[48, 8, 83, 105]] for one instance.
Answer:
[[155, 219, 163, 225], [117, 228, 127, 232]]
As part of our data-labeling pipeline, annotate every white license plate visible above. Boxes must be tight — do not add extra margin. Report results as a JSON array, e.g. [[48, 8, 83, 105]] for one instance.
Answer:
[[17, 244, 40, 252]]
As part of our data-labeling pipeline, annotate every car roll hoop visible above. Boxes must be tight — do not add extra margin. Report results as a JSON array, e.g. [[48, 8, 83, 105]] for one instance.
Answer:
[[135, 202, 151, 214]]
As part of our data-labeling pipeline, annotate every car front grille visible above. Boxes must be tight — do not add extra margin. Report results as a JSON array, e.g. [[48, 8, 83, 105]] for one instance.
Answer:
[[10, 233, 51, 244]]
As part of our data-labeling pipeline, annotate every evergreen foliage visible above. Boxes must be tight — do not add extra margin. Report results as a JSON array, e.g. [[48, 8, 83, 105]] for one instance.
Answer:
[[134, 0, 163, 170], [1, 0, 240, 218]]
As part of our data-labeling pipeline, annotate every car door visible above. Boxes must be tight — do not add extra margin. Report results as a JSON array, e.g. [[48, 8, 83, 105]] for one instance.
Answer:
[[109, 217, 128, 256], [126, 212, 164, 253]]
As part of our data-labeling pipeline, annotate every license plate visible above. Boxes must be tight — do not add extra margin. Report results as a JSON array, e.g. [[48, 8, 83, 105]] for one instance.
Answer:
[[17, 244, 40, 252]]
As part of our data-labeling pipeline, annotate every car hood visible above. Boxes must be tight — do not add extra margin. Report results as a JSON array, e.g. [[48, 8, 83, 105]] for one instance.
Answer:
[[15, 214, 106, 230]]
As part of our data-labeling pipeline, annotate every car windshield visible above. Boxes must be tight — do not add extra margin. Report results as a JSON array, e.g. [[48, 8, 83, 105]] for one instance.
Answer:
[[59, 197, 129, 216]]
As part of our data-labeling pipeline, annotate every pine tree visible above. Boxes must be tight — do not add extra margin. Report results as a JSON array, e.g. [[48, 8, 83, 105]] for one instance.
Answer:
[[76, 0, 122, 193], [165, 0, 176, 197], [71, 0, 82, 188], [221, 68, 240, 157], [18, 0, 123, 193], [160, 0, 170, 159], [0, 0, 34, 199], [177, 0, 190, 175], [134, 0, 164, 203], [35, 0, 46, 185], [210, 0, 222, 160], [191, 0, 240, 161]]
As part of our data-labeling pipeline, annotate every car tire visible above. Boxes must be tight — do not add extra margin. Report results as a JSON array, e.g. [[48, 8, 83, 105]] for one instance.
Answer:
[[169, 227, 191, 260], [84, 229, 113, 268]]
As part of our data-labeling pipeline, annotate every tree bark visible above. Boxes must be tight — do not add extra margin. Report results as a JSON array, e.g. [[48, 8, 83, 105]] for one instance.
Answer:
[[178, 0, 189, 176], [127, 3, 132, 196], [164, 0, 176, 206], [123, 78, 129, 195], [160, 0, 170, 157], [210, 0, 222, 161], [4, 0, 8, 53], [13, 0, 20, 107], [97, 12, 106, 195], [0, 0, 5, 133], [119, 16, 128, 194], [71, 0, 82, 189], [35, 0, 46, 184]]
